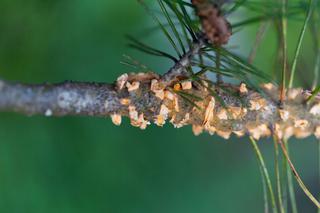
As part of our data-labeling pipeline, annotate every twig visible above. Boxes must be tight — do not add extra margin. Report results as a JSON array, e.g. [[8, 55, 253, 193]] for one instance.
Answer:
[[161, 35, 206, 85]]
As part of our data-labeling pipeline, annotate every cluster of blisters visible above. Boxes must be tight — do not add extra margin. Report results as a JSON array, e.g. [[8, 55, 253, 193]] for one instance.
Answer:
[[191, 0, 232, 45], [111, 72, 320, 140], [113, 73, 155, 129], [112, 72, 194, 129], [191, 88, 249, 139], [259, 84, 320, 140], [150, 79, 188, 127]]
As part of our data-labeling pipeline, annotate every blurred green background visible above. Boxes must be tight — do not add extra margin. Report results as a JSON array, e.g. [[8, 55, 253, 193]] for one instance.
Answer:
[[0, 0, 319, 212]]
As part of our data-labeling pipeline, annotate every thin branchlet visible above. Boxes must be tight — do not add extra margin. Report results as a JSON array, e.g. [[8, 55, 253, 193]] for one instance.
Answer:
[[161, 35, 206, 85]]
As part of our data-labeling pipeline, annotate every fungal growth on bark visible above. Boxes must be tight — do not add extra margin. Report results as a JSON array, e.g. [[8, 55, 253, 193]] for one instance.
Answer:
[[0, 0, 320, 210], [1, 74, 319, 141]]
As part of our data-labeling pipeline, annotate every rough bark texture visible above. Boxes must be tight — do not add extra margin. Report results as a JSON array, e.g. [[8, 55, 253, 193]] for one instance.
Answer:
[[0, 79, 122, 117], [0, 73, 319, 140]]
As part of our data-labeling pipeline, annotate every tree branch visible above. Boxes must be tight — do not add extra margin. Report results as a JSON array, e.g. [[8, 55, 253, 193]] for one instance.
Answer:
[[0, 74, 319, 140]]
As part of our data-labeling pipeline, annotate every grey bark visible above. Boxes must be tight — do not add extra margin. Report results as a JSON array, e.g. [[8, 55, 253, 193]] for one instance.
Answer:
[[0, 79, 122, 117]]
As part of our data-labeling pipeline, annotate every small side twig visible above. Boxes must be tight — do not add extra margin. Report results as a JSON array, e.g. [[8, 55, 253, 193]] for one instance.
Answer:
[[161, 36, 206, 85]]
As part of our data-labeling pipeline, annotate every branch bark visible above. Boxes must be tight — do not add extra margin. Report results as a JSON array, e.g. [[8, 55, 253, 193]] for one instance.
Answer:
[[0, 74, 319, 140], [0, 79, 123, 117]]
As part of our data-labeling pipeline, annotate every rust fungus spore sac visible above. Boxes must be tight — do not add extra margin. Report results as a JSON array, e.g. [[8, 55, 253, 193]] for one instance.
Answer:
[[114, 72, 320, 140]]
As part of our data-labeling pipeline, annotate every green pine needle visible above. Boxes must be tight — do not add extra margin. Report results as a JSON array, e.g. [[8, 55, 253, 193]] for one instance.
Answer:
[[158, 0, 186, 54], [138, 0, 182, 57], [284, 140, 298, 213], [274, 138, 285, 213], [250, 137, 278, 213], [288, 0, 316, 88], [127, 35, 178, 62]]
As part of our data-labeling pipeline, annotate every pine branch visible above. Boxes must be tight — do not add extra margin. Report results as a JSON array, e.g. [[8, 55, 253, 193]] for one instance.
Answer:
[[0, 72, 319, 140]]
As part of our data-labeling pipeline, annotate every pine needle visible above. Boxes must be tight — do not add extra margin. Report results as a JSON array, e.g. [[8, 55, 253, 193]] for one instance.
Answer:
[[313, 54, 320, 90], [273, 137, 285, 213], [250, 137, 278, 213], [279, 0, 287, 104], [127, 35, 178, 62], [248, 21, 270, 64], [163, 0, 196, 44], [311, 5, 320, 90], [279, 140, 320, 209], [158, 0, 186, 54], [284, 140, 298, 213], [138, 0, 182, 57], [288, 0, 315, 88], [260, 166, 270, 213]]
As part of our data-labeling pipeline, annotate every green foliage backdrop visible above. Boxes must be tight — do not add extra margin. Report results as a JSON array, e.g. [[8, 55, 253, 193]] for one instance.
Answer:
[[0, 0, 318, 212]]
